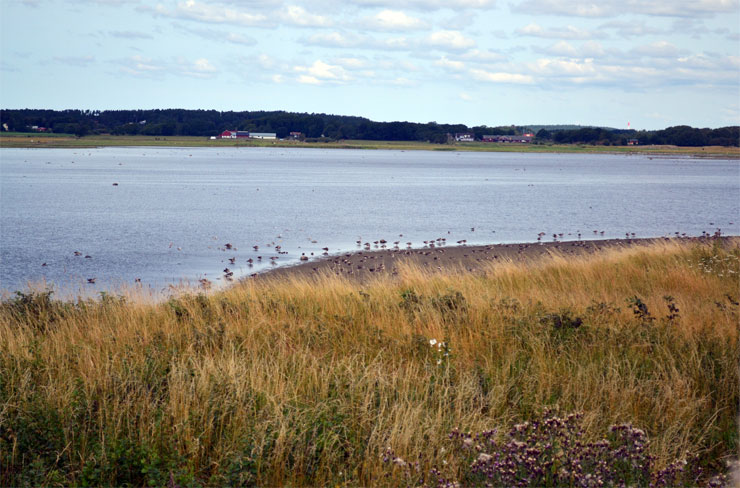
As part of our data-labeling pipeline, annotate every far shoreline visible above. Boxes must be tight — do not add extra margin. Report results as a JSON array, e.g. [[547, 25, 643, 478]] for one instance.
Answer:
[[2, 134, 739, 158]]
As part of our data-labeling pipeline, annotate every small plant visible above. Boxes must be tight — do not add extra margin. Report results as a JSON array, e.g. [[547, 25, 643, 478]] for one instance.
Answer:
[[428, 338, 451, 366], [663, 295, 680, 323], [383, 411, 700, 487], [540, 310, 583, 330], [627, 296, 654, 323]]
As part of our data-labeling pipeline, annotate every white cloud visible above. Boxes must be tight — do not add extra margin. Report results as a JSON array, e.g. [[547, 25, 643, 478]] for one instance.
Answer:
[[173, 23, 258, 46], [459, 49, 508, 63], [535, 41, 606, 58], [470, 68, 534, 84], [513, 0, 739, 18], [303, 31, 364, 48], [280, 5, 332, 27], [118, 55, 167, 77], [182, 57, 218, 78], [382, 36, 413, 50], [425, 30, 476, 50], [537, 41, 577, 57], [351, 0, 496, 10], [332, 57, 368, 69], [434, 56, 465, 71], [297, 74, 321, 84], [630, 41, 685, 58], [361, 9, 427, 31], [151, 1, 270, 27], [459, 92, 473, 101], [294, 59, 351, 84], [516, 23, 605, 40], [530, 58, 598, 78], [598, 21, 665, 38], [116, 55, 219, 79], [302, 31, 413, 51], [375, 58, 420, 71]]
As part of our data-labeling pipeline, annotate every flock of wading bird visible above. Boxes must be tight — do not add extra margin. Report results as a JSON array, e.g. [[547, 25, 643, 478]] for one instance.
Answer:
[[64, 224, 729, 287], [192, 225, 728, 287]]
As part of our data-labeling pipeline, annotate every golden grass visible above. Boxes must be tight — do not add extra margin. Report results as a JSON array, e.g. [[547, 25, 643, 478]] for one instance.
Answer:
[[1, 239, 738, 486]]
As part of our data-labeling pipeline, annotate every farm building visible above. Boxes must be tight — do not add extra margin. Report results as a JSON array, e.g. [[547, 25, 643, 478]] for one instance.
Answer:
[[454, 133, 475, 142], [219, 130, 253, 139], [249, 132, 277, 140]]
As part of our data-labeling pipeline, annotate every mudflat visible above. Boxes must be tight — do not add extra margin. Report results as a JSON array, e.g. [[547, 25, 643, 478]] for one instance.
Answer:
[[251, 236, 736, 283]]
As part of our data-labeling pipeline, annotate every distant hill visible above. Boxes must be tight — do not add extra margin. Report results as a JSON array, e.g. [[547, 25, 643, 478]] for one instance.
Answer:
[[0, 109, 737, 146]]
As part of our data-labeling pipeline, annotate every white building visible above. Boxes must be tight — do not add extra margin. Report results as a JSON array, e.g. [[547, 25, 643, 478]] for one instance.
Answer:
[[249, 132, 277, 140]]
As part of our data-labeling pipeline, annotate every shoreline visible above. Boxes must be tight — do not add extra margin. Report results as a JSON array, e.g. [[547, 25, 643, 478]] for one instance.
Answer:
[[247, 236, 739, 284], [3, 236, 736, 298], [2, 135, 739, 158]]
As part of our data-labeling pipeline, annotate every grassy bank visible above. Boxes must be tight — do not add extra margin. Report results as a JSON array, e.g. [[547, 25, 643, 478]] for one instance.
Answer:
[[1, 240, 738, 486], [2, 132, 739, 157]]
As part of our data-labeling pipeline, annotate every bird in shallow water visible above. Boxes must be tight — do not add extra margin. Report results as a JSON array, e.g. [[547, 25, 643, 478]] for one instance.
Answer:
[[87, 278, 96, 284]]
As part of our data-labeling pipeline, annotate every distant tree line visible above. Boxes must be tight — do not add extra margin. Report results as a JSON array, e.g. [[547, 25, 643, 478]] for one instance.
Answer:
[[1, 109, 737, 146], [537, 125, 739, 147]]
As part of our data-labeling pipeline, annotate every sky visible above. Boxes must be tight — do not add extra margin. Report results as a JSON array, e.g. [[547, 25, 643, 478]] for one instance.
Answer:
[[1, 0, 739, 129]]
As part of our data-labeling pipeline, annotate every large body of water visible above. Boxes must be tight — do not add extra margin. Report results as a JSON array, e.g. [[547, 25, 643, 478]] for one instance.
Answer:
[[1, 147, 738, 296]]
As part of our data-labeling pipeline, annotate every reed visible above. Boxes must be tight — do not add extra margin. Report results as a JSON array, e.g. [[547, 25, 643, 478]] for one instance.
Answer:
[[1, 239, 737, 486]]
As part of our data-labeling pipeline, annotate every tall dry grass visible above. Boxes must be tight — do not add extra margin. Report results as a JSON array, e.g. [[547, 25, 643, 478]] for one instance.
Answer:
[[1, 239, 738, 486]]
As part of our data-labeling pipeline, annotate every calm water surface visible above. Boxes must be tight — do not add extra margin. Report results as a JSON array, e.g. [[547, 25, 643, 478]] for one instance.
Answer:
[[1, 147, 738, 296]]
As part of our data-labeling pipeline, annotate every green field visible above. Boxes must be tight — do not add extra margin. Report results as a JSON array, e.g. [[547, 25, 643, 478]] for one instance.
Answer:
[[2, 133, 739, 157]]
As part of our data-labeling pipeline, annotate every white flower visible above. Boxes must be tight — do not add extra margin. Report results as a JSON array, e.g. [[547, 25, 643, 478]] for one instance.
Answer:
[[477, 453, 492, 463], [393, 457, 406, 467], [429, 338, 437, 346]]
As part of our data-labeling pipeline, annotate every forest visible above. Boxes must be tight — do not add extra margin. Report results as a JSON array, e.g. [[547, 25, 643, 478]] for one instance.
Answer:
[[1, 108, 737, 146]]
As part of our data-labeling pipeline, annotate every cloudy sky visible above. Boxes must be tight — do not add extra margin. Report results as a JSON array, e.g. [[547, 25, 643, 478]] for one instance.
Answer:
[[2, 0, 739, 129]]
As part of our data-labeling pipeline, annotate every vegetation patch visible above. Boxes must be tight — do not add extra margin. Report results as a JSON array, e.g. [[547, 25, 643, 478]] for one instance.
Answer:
[[1, 240, 738, 486]]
